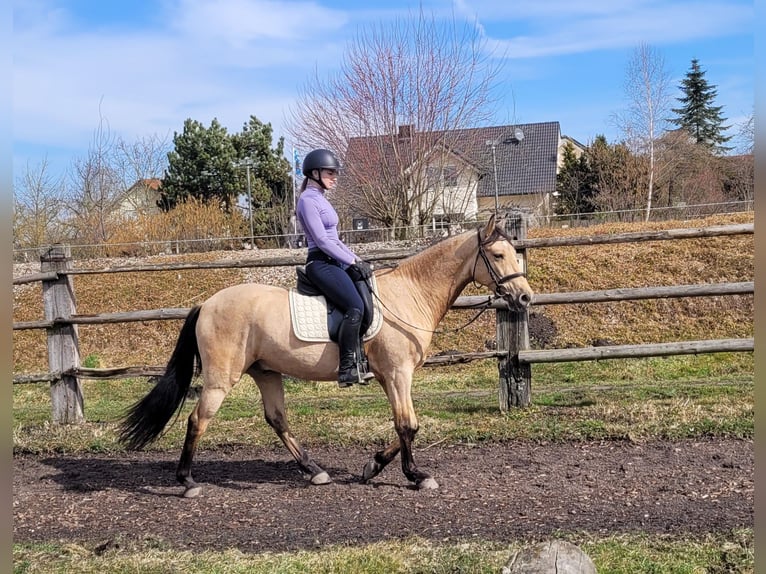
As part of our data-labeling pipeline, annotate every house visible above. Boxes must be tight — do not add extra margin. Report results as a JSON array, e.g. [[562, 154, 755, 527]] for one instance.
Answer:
[[339, 122, 586, 228], [118, 178, 162, 216]]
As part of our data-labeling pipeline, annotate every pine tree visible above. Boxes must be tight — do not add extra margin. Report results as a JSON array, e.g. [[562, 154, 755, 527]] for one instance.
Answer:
[[671, 58, 732, 153], [554, 142, 596, 216], [160, 118, 240, 211]]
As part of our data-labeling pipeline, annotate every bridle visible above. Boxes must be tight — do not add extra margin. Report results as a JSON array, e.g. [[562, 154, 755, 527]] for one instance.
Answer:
[[473, 228, 526, 295], [365, 227, 527, 334]]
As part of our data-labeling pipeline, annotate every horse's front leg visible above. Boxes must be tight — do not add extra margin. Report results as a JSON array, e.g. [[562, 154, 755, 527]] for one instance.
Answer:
[[380, 370, 439, 490], [250, 367, 331, 485], [361, 437, 400, 483], [396, 408, 439, 490]]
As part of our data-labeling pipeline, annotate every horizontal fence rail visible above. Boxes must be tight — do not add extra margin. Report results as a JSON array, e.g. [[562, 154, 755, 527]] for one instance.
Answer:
[[519, 338, 754, 364], [12, 282, 754, 331], [514, 223, 753, 250], [12, 223, 753, 285], [12, 221, 754, 420]]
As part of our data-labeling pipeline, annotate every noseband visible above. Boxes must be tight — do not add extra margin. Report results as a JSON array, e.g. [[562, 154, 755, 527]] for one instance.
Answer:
[[474, 228, 526, 295]]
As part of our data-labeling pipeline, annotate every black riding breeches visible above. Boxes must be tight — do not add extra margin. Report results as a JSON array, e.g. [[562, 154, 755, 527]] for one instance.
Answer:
[[304, 253, 364, 316]]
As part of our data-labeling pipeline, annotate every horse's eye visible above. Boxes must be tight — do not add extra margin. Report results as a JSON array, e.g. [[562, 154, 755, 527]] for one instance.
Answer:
[[493, 253, 504, 260]]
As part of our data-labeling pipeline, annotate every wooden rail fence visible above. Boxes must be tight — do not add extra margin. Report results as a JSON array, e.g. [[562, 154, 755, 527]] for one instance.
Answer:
[[13, 220, 754, 423]]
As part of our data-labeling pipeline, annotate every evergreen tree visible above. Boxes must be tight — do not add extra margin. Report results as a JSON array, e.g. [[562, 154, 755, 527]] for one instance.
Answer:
[[231, 116, 292, 238], [670, 58, 732, 153], [159, 115, 293, 242], [554, 142, 596, 216], [160, 118, 240, 211]]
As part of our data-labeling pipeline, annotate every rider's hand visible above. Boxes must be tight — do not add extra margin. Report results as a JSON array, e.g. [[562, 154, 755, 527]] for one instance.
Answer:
[[351, 260, 373, 280]]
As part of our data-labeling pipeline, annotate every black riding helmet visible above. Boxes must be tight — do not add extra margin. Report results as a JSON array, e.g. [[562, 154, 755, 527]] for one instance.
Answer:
[[302, 148, 341, 189]]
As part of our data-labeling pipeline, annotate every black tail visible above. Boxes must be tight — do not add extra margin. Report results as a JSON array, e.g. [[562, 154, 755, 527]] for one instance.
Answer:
[[118, 306, 202, 450]]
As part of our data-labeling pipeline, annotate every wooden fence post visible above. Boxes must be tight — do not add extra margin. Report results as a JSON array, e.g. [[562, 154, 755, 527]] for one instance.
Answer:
[[41, 245, 84, 424], [497, 211, 531, 411]]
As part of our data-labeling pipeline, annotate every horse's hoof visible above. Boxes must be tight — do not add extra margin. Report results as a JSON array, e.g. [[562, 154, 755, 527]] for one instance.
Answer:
[[310, 471, 332, 485], [362, 460, 381, 482], [417, 477, 439, 490], [183, 485, 202, 498]]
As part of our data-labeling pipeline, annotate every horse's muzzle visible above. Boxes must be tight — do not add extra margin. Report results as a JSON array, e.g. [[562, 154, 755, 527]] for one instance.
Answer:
[[500, 291, 532, 310], [515, 292, 532, 308]]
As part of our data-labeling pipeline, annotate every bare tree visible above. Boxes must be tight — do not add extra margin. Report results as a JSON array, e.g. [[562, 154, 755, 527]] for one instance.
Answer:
[[63, 111, 170, 245], [654, 130, 728, 211], [612, 43, 672, 221], [13, 157, 67, 252], [589, 136, 649, 220], [726, 110, 755, 203], [112, 133, 171, 213], [286, 8, 500, 236], [64, 113, 124, 245], [734, 109, 754, 155]]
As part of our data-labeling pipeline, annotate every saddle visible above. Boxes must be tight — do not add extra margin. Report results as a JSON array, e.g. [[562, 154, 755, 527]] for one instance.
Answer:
[[289, 266, 382, 343]]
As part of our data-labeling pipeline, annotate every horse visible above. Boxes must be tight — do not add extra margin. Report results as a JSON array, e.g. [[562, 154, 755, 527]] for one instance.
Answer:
[[118, 215, 533, 497]]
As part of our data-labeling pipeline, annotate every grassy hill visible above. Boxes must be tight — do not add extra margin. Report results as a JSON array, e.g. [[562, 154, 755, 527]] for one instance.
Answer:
[[12, 213, 753, 374]]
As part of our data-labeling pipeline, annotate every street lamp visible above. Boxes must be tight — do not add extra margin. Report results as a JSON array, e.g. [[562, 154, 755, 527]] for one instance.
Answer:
[[234, 158, 255, 246]]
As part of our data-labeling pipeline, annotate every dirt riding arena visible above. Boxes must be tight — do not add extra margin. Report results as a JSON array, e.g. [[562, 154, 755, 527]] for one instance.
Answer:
[[13, 438, 752, 552]]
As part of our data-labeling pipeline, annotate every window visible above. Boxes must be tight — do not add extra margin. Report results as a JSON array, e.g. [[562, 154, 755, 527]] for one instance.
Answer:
[[426, 167, 440, 188], [443, 166, 458, 187], [426, 165, 458, 188]]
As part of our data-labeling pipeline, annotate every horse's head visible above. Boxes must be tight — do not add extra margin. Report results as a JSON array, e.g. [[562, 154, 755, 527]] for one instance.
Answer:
[[474, 215, 533, 309]]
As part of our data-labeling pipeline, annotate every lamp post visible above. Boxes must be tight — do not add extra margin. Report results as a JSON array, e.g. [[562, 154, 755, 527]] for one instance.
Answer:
[[234, 158, 255, 246], [486, 129, 523, 216], [486, 140, 500, 213]]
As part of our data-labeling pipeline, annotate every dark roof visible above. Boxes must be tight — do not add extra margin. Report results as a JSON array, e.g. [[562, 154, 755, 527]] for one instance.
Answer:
[[454, 121, 561, 197], [342, 121, 561, 197]]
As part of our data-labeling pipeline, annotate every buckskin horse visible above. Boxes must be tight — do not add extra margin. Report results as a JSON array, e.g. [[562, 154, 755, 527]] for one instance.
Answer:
[[119, 215, 533, 497]]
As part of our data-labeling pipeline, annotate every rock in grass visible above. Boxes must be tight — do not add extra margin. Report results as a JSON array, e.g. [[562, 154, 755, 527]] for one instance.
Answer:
[[502, 540, 597, 574]]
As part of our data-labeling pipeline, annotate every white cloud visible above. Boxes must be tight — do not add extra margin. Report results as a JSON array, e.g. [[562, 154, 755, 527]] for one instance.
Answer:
[[171, 0, 348, 45], [12, 0, 350, 162], [11, 0, 754, 179], [456, 0, 753, 58]]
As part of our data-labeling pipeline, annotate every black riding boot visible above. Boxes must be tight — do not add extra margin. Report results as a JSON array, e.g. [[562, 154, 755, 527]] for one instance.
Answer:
[[337, 309, 364, 387]]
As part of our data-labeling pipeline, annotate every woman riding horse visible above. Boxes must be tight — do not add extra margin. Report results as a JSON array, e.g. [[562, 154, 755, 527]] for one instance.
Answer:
[[119, 215, 532, 497]]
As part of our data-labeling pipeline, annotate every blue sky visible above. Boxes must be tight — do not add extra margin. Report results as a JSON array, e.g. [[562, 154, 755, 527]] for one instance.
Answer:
[[12, 0, 754, 182]]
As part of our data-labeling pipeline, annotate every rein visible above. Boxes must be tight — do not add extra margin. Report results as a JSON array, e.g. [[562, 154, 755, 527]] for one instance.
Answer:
[[366, 228, 525, 335], [368, 284, 495, 335]]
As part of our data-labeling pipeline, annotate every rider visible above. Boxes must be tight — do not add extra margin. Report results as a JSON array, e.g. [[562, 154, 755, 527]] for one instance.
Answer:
[[295, 148, 374, 388]]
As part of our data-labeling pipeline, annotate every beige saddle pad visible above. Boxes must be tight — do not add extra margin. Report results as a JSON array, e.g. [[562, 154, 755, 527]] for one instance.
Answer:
[[288, 276, 383, 343]]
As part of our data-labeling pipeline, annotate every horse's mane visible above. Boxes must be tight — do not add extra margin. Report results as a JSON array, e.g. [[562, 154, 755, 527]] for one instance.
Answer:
[[383, 228, 478, 282]]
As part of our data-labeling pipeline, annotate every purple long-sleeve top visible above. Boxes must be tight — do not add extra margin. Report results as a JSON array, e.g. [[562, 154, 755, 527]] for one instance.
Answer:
[[296, 184, 357, 266]]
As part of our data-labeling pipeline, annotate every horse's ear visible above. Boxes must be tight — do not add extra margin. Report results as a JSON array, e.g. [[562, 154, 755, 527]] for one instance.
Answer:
[[481, 214, 496, 240]]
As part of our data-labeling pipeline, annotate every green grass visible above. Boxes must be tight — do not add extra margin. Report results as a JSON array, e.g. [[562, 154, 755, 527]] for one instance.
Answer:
[[13, 530, 754, 573], [12, 353, 753, 454], [586, 530, 754, 574]]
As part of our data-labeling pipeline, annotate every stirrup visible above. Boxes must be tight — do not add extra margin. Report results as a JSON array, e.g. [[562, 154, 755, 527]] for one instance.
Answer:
[[338, 362, 374, 388], [357, 369, 374, 385], [357, 352, 374, 385]]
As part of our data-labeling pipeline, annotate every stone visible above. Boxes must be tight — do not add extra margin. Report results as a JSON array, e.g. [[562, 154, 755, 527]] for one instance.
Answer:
[[502, 540, 597, 574]]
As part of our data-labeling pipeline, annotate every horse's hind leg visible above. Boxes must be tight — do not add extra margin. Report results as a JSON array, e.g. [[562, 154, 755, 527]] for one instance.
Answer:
[[177, 377, 232, 498], [250, 367, 332, 485]]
